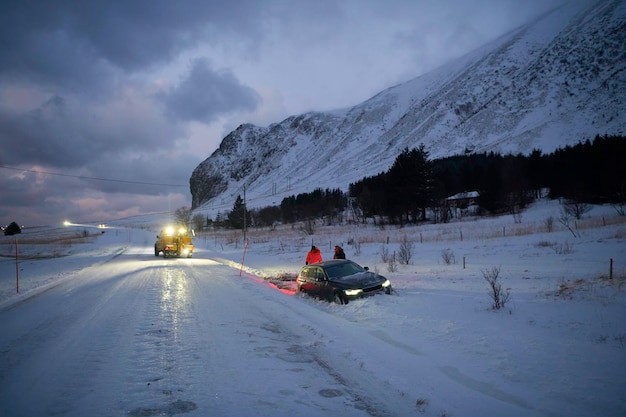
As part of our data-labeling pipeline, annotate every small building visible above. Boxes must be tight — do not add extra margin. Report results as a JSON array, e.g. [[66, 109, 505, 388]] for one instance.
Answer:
[[446, 191, 480, 209]]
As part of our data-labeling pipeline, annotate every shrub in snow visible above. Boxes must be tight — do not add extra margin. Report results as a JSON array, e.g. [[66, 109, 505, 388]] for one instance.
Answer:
[[482, 266, 510, 310], [387, 251, 397, 273], [415, 398, 429, 412], [558, 210, 580, 238], [398, 235, 413, 265], [561, 199, 591, 220], [381, 244, 389, 263], [441, 248, 456, 265], [352, 238, 361, 255], [301, 219, 316, 235], [552, 241, 574, 255]]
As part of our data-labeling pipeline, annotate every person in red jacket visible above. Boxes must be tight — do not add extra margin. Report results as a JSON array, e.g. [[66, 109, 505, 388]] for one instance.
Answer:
[[305, 245, 323, 265]]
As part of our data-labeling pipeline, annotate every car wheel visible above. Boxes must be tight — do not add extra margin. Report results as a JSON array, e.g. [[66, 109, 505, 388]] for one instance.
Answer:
[[333, 292, 347, 305], [154, 246, 159, 256]]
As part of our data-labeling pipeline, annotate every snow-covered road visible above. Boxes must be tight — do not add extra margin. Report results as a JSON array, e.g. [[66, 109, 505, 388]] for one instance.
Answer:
[[1, 208, 625, 417], [0, 245, 412, 417]]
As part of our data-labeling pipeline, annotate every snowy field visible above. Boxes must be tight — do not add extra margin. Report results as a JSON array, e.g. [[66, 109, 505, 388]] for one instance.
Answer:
[[1, 199, 625, 416]]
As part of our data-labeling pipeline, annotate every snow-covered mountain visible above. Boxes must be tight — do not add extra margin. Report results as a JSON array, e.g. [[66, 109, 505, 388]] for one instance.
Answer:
[[190, 0, 625, 214]]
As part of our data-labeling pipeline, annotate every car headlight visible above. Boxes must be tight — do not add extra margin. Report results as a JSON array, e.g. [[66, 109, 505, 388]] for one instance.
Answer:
[[344, 289, 363, 296], [382, 279, 391, 288]]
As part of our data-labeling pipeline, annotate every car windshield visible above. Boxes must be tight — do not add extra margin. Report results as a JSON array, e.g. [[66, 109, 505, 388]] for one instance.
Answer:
[[325, 262, 365, 279]]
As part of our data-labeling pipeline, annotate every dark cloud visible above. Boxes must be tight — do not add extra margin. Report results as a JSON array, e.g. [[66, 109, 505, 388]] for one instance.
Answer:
[[163, 58, 261, 123], [1, 170, 49, 210], [84, 152, 194, 195], [0, 0, 267, 92], [0, 166, 189, 226], [0, 92, 183, 170], [1, 96, 85, 168], [0, 0, 308, 226], [0, 0, 262, 179], [0, 155, 191, 226]]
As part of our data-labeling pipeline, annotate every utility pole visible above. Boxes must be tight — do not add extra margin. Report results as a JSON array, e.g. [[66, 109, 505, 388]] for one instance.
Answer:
[[243, 185, 247, 244]]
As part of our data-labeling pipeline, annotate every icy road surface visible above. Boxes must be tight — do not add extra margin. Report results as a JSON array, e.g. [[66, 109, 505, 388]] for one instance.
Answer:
[[0, 246, 411, 417], [2, 218, 625, 417]]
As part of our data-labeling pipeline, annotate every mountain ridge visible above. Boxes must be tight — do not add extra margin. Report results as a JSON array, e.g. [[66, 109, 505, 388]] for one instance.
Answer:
[[190, 0, 625, 214]]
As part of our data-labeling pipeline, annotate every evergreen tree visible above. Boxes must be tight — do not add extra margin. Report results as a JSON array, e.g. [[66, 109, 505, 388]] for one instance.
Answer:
[[349, 172, 387, 222], [4, 221, 21, 236], [227, 195, 248, 229], [386, 145, 434, 223], [280, 195, 297, 223]]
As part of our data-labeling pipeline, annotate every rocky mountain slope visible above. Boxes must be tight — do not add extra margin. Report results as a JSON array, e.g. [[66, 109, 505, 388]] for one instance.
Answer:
[[190, 0, 625, 213]]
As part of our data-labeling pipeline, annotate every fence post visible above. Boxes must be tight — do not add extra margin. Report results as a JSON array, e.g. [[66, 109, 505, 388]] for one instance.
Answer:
[[610, 258, 613, 280], [463, 256, 466, 270]]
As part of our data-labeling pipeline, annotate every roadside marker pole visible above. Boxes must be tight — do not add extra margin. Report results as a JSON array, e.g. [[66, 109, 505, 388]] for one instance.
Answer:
[[240, 238, 249, 277], [15, 239, 19, 293]]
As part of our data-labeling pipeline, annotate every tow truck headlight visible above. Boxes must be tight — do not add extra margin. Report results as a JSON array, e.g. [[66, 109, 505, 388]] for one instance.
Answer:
[[382, 279, 391, 288], [344, 289, 363, 296]]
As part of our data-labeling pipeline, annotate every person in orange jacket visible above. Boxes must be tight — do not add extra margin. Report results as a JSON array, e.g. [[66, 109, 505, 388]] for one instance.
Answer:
[[305, 245, 323, 265]]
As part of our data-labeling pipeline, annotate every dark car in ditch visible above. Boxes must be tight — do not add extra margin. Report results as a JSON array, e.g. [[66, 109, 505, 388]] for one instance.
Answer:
[[296, 259, 392, 304]]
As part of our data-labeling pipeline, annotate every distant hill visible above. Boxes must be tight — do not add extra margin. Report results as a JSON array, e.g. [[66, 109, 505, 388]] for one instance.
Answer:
[[190, 0, 626, 215]]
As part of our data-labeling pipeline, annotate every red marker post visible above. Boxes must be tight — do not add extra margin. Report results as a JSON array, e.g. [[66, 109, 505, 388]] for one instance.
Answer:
[[239, 238, 249, 277], [15, 239, 19, 293]]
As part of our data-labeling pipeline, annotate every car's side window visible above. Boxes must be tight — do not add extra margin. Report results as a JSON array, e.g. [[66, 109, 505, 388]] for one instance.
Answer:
[[305, 267, 316, 279], [315, 268, 325, 280], [325, 266, 337, 278]]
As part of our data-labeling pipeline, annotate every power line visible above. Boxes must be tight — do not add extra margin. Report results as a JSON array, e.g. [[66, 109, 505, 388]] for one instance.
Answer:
[[1, 164, 346, 212], [0, 164, 188, 188]]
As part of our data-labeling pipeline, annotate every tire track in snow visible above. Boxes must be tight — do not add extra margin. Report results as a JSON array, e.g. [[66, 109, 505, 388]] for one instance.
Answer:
[[439, 365, 534, 410], [122, 262, 203, 416]]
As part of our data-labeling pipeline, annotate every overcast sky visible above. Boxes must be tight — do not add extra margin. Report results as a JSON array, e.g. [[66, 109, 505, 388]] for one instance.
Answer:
[[0, 0, 566, 227]]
